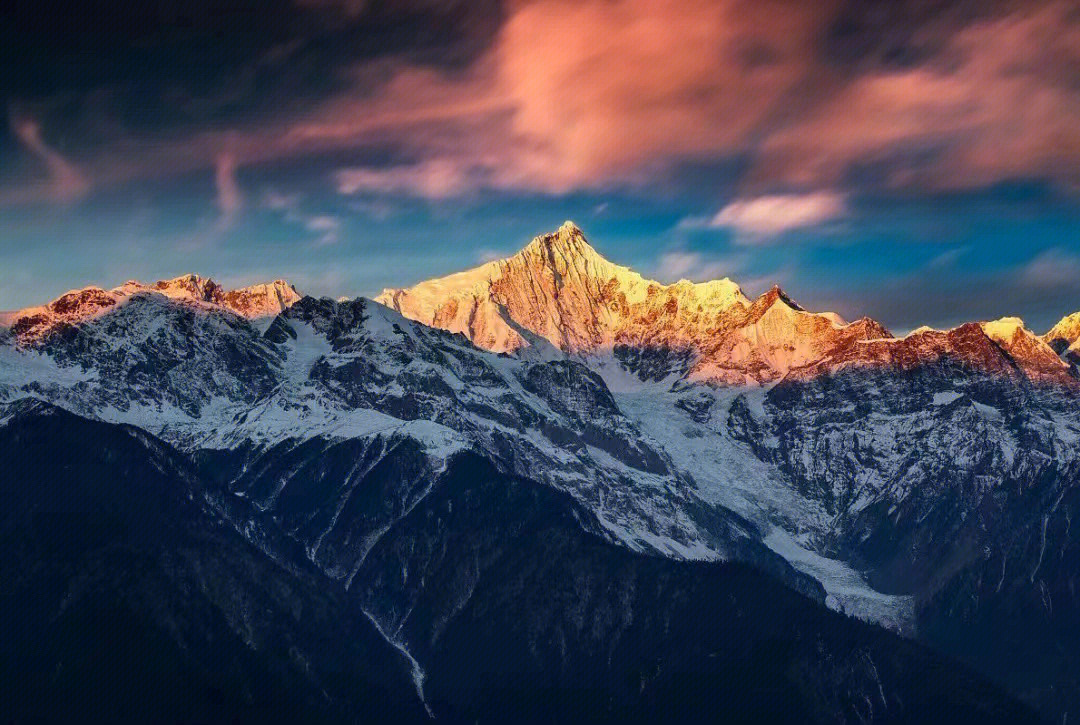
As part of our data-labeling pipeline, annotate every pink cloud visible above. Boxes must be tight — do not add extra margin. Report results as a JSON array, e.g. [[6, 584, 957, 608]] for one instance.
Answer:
[[321, 0, 1080, 197], [215, 152, 244, 228], [753, 3, 1080, 190], [322, 0, 833, 196], [485, 0, 831, 190], [5, 0, 1080, 204], [6, 117, 90, 204], [335, 159, 481, 199]]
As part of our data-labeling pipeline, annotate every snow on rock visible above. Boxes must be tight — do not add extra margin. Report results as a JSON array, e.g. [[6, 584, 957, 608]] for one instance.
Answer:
[[615, 385, 916, 631], [3, 274, 301, 343], [792, 320, 1077, 387], [7, 222, 1080, 642], [1043, 309, 1080, 373], [377, 221, 881, 384], [979, 316, 1069, 380], [0, 289, 777, 570], [379, 222, 1080, 391], [376, 222, 881, 385], [1044, 310, 1080, 351]]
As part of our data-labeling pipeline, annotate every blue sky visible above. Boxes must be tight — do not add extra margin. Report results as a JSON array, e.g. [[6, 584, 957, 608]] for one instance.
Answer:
[[4, 0, 1080, 333]]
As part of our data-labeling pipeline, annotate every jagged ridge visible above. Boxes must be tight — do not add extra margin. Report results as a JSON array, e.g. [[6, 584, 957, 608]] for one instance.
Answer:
[[3, 274, 300, 342], [378, 221, 1080, 387], [377, 222, 887, 384]]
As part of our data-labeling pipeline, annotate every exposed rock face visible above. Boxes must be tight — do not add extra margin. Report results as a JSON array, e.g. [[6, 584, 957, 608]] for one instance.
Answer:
[[781, 319, 1076, 389], [222, 279, 302, 318], [378, 221, 889, 384], [5, 274, 300, 343], [980, 317, 1073, 382]]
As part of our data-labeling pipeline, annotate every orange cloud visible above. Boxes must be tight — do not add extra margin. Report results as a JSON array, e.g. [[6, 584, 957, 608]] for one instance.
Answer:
[[486, 0, 833, 190], [331, 0, 835, 196]]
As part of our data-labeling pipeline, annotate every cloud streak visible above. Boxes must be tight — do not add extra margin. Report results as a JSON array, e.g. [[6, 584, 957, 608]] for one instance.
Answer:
[[214, 152, 244, 229], [699, 191, 848, 241], [5, 117, 90, 204], [653, 250, 745, 284], [1021, 248, 1080, 289]]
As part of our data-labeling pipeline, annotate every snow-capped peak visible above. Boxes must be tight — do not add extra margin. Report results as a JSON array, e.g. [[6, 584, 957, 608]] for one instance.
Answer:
[[375, 222, 883, 384], [221, 279, 302, 319], [1044, 310, 1080, 356], [980, 316, 1027, 345], [4, 275, 302, 343], [979, 316, 1070, 378], [376, 221, 753, 358], [113, 274, 300, 317]]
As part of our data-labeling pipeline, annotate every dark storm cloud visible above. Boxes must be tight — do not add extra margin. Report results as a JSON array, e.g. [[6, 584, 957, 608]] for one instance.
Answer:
[[0, 0, 501, 101], [0, 0, 502, 176], [4, 0, 1080, 206]]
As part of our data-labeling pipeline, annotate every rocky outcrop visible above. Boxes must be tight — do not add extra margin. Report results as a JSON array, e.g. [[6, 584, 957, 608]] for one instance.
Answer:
[[5, 274, 300, 343]]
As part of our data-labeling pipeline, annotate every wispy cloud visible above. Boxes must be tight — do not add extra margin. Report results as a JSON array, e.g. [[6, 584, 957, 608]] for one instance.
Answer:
[[653, 251, 737, 283], [6, 117, 89, 204], [925, 246, 971, 270], [683, 192, 847, 242], [753, 3, 1080, 190], [305, 214, 341, 246], [260, 188, 341, 246], [1021, 248, 1080, 289], [4, 1, 1080, 205], [335, 160, 479, 199], [214, 152, 244, 229]]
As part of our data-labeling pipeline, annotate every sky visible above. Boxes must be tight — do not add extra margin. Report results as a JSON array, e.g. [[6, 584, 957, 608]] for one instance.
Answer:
[[3, 0, 1080, 332]]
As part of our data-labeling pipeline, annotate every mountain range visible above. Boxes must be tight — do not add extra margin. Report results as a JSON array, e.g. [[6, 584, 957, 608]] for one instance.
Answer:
[[4, 221, 1080, 722]]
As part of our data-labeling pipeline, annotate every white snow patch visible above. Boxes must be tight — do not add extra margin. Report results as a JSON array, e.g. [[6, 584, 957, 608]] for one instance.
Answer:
[[932, 391, 962, 405], [764, 529, 915, 634]]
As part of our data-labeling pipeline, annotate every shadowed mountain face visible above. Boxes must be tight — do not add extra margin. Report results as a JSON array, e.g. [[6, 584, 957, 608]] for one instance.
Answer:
[[0, 401, 1036, 723], [0, 401, 426, 724]]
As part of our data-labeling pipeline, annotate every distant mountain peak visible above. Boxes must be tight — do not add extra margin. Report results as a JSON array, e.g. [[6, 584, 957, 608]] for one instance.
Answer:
[[4, 275, 302, 342], [376, 222, 878, 383], [1044, 310, 1080, 358], [979, 316, 1069, 379]]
